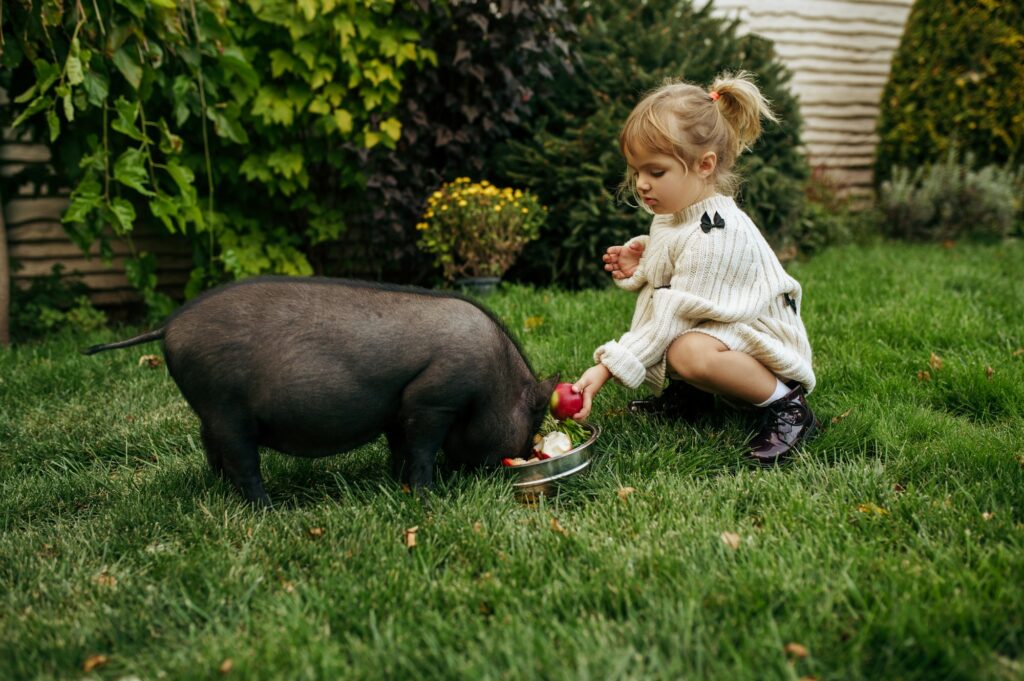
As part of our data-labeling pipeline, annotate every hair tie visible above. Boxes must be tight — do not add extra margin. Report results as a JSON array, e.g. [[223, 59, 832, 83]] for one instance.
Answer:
[[709, 91, 720, 101]]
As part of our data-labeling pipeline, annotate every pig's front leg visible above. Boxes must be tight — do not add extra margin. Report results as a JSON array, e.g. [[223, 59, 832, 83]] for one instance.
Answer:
[[399, 407, 457, 490], [385, 427, 410, 485]]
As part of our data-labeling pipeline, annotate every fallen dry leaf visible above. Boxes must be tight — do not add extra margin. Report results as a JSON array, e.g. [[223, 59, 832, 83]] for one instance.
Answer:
[[308, 527, 324, 538], [281, 580, 296, 593], [1013, 348, 1024, 357], [404, 526, 418, 549], [472, 521, 483, 534], [941, 240, 956, 249], [82, 654, 108, 673], [893, 483, 906, 494], [929, 352, 943, 371], [1017, 454, 1024, 467], [219, 658, 234, 675], [550, 517, 569, 537], [138, 354, 162, 368], [917, 370, 931, 382], [986, 366, 994, 380], [982, 512, 994, 521], [93, 571, 117, 588], [720, 531, 741, 550], [401, 483, 412, 495], [831, 408, 853, 425], [617, 486, 637, 501], [857, 502, 889, 516], [785, 642, 809, 658], [523, 315, 545, 331]]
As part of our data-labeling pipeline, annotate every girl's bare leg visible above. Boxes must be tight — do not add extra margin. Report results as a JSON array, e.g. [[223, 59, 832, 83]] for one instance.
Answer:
[[666, 332, 777, 404]]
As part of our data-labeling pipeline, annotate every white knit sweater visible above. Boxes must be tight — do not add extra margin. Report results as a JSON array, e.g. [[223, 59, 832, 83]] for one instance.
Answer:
[[594, 194, 816, 395]]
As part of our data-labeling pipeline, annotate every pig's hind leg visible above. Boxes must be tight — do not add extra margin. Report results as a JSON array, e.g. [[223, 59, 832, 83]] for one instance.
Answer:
[[200, 417, 272, 507]]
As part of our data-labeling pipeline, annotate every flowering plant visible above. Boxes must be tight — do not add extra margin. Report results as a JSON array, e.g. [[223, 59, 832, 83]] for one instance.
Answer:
[[416, 178, 546, 281]]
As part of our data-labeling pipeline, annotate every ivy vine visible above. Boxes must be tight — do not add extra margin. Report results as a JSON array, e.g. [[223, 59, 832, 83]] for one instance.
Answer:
[[1, 0, 435, 318]]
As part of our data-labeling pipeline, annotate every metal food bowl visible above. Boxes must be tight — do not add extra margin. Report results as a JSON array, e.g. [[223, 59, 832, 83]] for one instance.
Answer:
[[505, 422, 600, 499]]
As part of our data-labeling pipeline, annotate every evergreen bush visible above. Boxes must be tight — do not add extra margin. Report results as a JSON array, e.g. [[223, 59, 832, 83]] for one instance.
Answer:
[[878, 150, 1022, 242], [494, 0, 808, 288], [875, 0, 1024, 185], [335, 1, 576, 283]]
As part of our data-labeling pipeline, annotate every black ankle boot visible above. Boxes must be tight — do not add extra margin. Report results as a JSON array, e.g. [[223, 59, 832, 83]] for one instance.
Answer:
[[748, 382, 818, 465], [628, 380, 716, 420]]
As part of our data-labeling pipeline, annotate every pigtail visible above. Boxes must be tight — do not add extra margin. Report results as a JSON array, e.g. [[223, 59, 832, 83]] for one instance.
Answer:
[[710, 71, 778, 155]]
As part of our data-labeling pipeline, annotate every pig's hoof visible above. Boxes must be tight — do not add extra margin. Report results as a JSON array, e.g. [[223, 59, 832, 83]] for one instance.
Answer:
[[246, 493, 274, 509]]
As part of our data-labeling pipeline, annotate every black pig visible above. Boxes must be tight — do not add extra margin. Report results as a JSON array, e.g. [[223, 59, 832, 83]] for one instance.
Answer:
[[85, 277, 557, 506]]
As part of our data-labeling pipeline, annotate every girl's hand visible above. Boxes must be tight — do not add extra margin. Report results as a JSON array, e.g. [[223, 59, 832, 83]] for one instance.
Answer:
[[572, 364, 612, 421], [602, 241, 645, 280]]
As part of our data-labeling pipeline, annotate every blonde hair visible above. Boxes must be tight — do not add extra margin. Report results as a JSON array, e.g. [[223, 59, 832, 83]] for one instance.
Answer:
[[619, 71, 778, 211]]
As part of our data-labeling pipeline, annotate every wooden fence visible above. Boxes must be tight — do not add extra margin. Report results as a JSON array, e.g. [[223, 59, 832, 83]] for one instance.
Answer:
[[1, 137, 191, 307]]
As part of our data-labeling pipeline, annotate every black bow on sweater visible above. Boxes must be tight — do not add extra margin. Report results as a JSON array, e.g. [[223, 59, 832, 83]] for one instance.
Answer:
[[700, 211, 725, 233]]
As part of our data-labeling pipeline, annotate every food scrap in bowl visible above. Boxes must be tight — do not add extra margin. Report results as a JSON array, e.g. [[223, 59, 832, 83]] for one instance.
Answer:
[[502, 416, 589, 467]]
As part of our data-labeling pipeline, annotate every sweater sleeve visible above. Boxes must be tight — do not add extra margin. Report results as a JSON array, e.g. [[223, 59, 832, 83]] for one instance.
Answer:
[[612, 234, 651, 292], [595, 226, 770, 388]]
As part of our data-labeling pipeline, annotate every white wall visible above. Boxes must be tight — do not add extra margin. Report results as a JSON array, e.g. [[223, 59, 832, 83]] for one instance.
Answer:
[[712, 0, 915, 196]]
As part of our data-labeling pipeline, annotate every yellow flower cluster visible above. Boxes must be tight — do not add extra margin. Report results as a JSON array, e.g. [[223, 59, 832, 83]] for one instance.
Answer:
[[416, 177, 546, 281], [416, 178, 533, 231]]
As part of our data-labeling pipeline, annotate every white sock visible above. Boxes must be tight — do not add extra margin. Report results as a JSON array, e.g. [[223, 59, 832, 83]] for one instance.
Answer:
[[754, 378, 791, 407]]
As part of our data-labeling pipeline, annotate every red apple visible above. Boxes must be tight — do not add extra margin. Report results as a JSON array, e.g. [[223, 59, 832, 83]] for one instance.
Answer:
[[549, 382, 583, 421]]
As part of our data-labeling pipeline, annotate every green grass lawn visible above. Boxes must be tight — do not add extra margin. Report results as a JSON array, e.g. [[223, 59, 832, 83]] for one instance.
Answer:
[[2, 241, 1023, 680]]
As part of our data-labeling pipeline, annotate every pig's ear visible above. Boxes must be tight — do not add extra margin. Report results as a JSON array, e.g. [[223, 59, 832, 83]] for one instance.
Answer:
[[534, 374, 560, 413]]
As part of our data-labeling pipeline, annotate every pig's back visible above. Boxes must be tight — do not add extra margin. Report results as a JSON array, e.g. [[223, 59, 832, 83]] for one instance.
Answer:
[[163, 277, 514, 400]]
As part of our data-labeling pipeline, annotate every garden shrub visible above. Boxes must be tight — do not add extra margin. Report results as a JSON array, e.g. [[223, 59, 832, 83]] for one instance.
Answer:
[[495, 0, 808, 288], [8, 265, 107, 341], [875, 0, 1024, 185], [0, 0, 439, 311], [334, 1, 576, 284], [878, 149, 1022, 242], [781, 168, 875, 257]]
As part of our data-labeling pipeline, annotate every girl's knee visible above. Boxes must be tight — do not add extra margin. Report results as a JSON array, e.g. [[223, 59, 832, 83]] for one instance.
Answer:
[[667, 334, 719, 383]]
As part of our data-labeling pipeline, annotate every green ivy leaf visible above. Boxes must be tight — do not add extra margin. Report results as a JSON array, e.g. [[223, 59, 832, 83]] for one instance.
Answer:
[[171, 75, 194, 126], [14, 83, 39, 104], [66, 56, 85, 86], [158, 119, 184, 154], [380, 117, 402, 142], [111, 96, 148, 142], [34, 59, 61, 95], [208, 106, 249, 145], [332, 108, 353, 134], [219, 47, 259, 89], [149, 194, 181, 233], [46, 109, 61, 141], [82, 70, 109, 106], [164, 159, 195, 194], [63, 178, 103, 224], [63, 92, 75, 122], [11, 95, 50, 129], [109, 198, 137, 234], [124, 252, 157, 292], [114, 0, 147, 20], [112, 47, 143, 90], [114, 148, 156, 197]]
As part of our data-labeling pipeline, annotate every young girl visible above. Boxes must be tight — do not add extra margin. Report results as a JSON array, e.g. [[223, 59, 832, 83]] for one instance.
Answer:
[[570, 71, 818, 464]]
